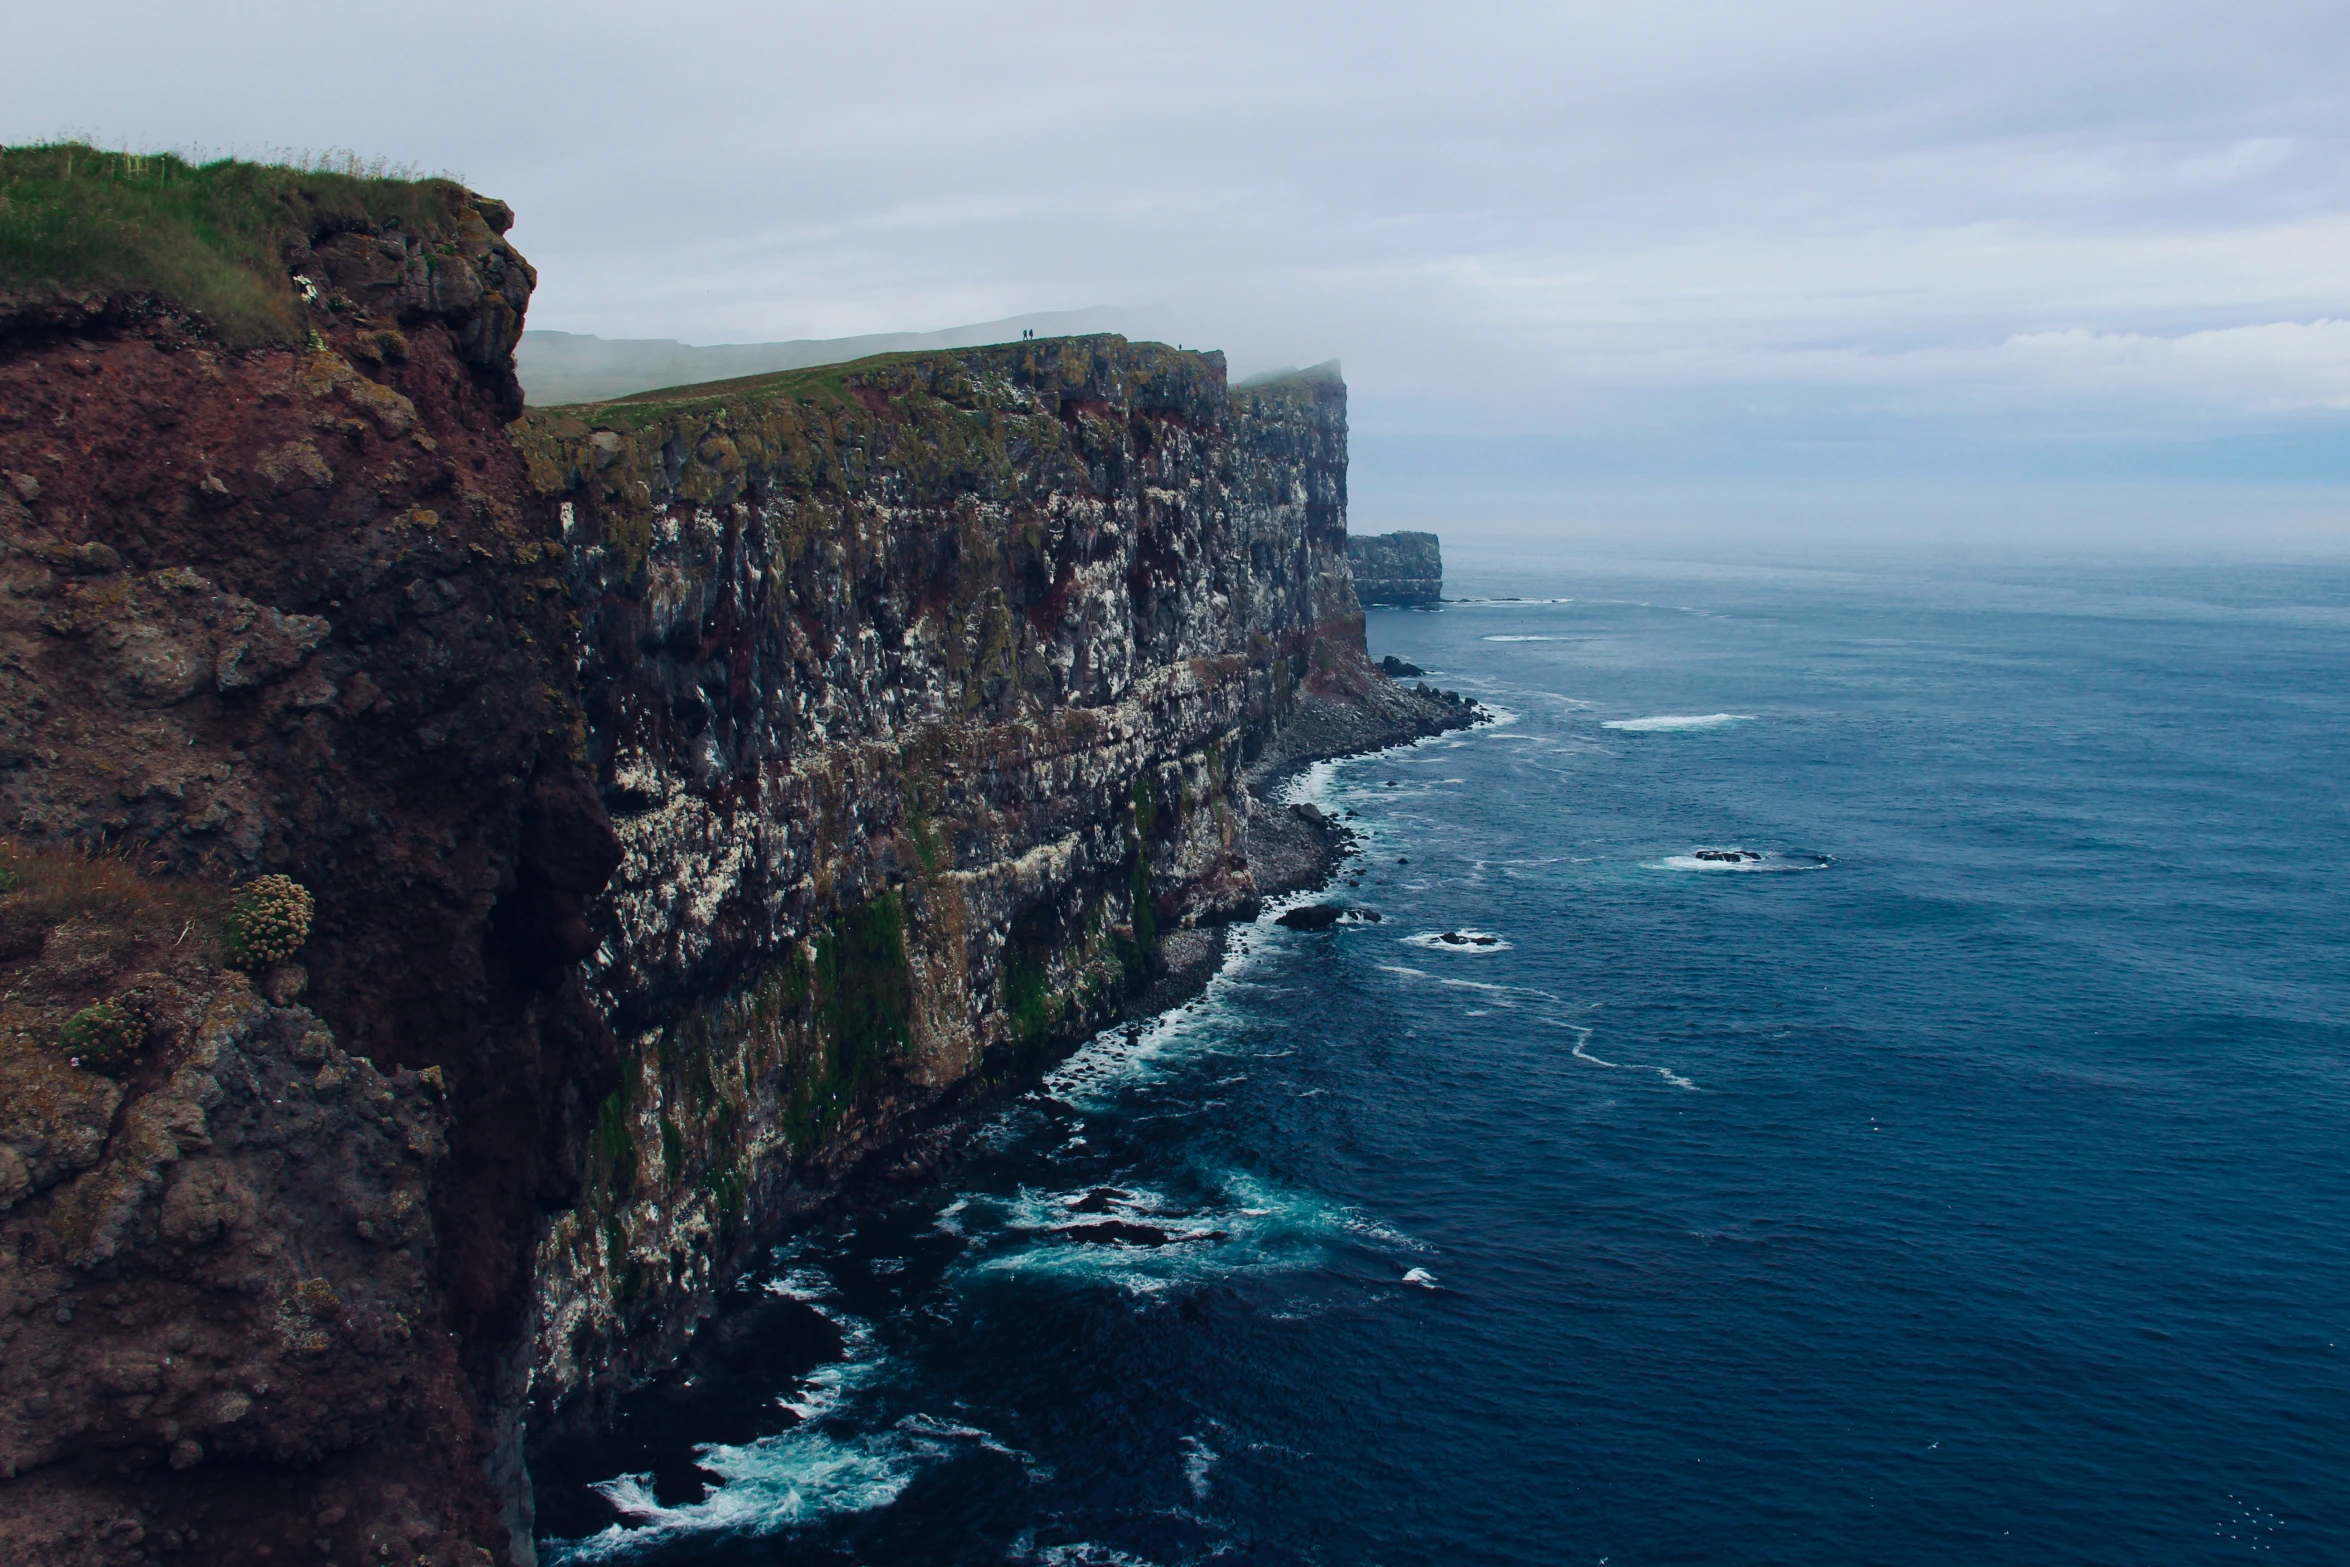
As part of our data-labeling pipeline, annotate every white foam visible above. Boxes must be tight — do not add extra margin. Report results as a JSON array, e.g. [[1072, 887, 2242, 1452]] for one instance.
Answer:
[[542, 1260, 1068, 1564], [953, 1168, 1424, 1296], [1401, 930, 1513, 954], [1660, 850, 1833, 874], [1602, 713, 1754, 732], [893, 1412, 1040, 1471], [1012, 1538, 1162, 1567], [1401, 1267, 1438, 1288], [1034, 941, 1267, 1110], [1482, 634, 1558, 641], [544, 1282, 912, 1562], [1181, 1433, 1218, 1499], [1568, 1026, 1698, 1091]]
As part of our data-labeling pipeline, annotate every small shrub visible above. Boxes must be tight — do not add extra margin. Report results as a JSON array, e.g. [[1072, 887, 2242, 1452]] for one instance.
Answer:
[[224, 874, 313, 967], [357, 328, 409, 363], [60, 998, 147, 1076]]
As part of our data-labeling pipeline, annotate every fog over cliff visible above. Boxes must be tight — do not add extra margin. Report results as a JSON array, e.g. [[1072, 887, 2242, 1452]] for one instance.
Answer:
[[10, 0, 2348, 548]]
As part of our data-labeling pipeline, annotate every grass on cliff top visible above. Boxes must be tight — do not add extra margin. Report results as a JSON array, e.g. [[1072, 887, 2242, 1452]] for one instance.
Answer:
[[580, 346, 976, 411], [1233, 359, 1342, 394], [0, 142, 477, 345], [543, 334, 1212, 421]]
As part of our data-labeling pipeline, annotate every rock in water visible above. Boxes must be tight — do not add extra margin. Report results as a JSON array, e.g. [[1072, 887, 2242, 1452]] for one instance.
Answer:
[[1349, 530, 1443, 606]]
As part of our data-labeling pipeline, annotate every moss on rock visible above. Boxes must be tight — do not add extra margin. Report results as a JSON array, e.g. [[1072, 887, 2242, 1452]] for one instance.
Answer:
[[0, 142, 503, 346], [223, 874, 312, 968], [57, 997, 145, 1076]]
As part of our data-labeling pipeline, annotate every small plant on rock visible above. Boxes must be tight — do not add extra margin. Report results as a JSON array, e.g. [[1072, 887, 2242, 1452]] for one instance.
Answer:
[[224, 874, 313, 968], [60, 998, 147, 1076]]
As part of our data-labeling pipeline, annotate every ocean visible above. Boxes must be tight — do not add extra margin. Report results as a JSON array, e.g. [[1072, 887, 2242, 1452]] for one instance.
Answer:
[[541, 549, 2350, 1565]]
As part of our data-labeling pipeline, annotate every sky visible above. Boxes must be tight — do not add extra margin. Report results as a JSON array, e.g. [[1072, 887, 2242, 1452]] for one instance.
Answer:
[[9, 0, 2349, 551]]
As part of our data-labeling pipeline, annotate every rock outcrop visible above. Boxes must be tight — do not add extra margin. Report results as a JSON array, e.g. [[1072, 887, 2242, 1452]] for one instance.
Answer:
[[1, 163, 614, 1567], [1347, 529, 1443, 606], [1, 156, 1473, 1566], [501, 343, 1472, 1508]]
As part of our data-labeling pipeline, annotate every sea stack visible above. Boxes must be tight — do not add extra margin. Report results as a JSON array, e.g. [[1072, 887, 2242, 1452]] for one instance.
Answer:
[[1347, 530, 1443, 606]]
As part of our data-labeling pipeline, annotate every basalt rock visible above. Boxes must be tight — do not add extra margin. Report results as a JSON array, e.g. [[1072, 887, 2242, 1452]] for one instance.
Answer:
[[1, 175, 601, 1567], [501, 340, 1475, 1494], [1347, 529, 1443, 607], [2, 175, 1475, 1566]]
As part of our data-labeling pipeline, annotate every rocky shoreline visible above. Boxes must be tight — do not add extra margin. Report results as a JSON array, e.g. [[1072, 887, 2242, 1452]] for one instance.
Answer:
[[524, 684, 1479, 1540], [0, 154, 1472, 1567]]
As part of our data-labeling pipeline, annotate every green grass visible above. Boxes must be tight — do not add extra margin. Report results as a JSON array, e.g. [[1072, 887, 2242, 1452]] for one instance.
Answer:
[[815, 891, 914, 1102], [1233, 359, 1341, 392], [583, 350, 946, 410], [0, 142, 480, 346], [543, 334, 1195, 418]]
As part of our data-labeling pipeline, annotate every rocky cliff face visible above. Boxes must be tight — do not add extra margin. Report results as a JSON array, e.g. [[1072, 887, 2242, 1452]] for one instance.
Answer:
[[1347, 529, 1443, 606], [1, 173, 1469, 1567], [501, 347, 1468, 1510], [0, 179, 616, 1567]]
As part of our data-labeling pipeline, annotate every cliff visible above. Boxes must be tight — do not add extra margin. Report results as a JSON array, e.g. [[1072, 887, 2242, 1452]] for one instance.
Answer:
[[500, 345, 1470, 1503], [1347, 529, 1443, 606], [0, 148, 1472, 1567], [0, 147, 618, 1567]]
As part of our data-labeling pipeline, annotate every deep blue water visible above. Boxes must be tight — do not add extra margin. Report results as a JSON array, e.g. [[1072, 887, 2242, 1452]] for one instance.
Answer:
[[545, 551, 2350, 1566]]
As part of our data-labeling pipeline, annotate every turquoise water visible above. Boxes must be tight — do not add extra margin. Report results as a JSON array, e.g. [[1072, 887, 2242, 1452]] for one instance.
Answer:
[[542, 550, 2350, 1565]]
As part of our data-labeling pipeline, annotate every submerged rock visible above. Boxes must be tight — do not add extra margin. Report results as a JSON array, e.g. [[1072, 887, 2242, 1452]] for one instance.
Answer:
[[1277, 903, 1382, 930], [1054, 1220, 1226, 1247]]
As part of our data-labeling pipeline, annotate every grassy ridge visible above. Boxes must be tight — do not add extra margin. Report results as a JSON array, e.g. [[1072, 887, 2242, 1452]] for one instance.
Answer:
[[537, 335, 1218, 422], [0, 143, 475, 345], [578, 346, 966, 413]]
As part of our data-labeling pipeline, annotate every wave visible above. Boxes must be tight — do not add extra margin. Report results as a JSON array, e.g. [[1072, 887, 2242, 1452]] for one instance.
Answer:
[[1482, 634, 1559, 642], [1567, 1026, 1698, 1091], [1011, 1538, 1163, 1567], [1033, 927, 1286, 1111], [1181, 1433, 1218, 1499], [1401, 929, 1513, 954], [544, 1276, 912, 1561], [949, 1169, 1425, 1296], [1660, 849, 1833, 874], [1603, 712, 1753, 732]]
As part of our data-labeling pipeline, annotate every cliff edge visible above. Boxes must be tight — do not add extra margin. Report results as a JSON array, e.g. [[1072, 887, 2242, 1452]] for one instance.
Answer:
[[1347, 529, 1443, 606], [0, 148, 1472, 1567], [0, 146, 613, 1567]]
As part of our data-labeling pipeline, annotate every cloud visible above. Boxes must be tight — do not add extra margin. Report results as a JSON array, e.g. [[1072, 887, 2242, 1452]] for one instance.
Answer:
[[8, 0, 2350, 512], [1996, 320, 2350, 411]]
